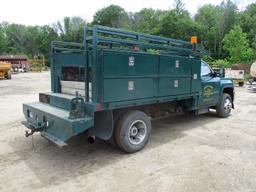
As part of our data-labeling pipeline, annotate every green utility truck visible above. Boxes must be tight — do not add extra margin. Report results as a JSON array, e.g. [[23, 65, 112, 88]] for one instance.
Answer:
[[22, 26, 234, 153]]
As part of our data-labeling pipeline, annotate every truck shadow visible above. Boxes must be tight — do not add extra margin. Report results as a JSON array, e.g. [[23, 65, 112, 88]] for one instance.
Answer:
[[8, 111, 220, 188]]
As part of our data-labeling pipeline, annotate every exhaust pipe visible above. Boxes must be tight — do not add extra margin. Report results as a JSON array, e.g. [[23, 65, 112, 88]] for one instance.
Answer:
[[87, 135, 95, 144]]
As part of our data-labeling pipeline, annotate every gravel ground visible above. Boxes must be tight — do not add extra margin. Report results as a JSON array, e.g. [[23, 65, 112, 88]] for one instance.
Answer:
[[0, 72, 256, 192]]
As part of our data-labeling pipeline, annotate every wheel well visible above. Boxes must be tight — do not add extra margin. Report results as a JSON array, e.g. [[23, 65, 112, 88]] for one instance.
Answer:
[[223, 87, 234, 101]]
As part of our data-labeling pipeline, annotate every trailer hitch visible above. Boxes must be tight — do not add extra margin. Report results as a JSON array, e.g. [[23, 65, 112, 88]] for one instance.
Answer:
[[25, 128, 42, 137], [22, 121, 43, 137]]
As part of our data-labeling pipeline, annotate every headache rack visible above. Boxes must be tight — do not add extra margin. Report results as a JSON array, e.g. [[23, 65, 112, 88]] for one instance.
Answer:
[[52, 25, 204, 55], [84, 25, 204, 56]]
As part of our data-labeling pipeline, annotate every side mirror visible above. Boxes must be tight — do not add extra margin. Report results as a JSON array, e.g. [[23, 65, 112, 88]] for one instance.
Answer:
[[219, 67, 225, 78], [211, 68, 218, 77], [211, 71, 217, 77]]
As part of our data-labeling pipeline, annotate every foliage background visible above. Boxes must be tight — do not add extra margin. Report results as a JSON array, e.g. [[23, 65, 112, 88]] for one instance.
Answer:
[[0, 0, 256, 66]]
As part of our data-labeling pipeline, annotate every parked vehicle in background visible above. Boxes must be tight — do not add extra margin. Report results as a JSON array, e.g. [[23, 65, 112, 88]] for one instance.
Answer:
[[225, 68, 245, 86], [0, 62, 12, 79], [0, 55, 29, 72], [21, 26, 234, 153], [18, 68, 24, 73], [248, 61, 256, 92]]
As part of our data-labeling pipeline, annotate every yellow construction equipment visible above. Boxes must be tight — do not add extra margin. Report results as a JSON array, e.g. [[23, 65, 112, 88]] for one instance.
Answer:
[[29, 55, 45, 72], [0, 61, 12, 79]]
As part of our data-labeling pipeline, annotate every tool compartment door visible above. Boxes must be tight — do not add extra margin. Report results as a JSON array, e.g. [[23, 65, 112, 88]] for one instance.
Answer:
[[191, 59, 201, 93], [102, 51, 158, 102], [159, 56, 192, 96]]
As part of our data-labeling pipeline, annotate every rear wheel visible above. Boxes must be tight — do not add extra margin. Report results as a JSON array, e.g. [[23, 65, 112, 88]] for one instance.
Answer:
[[114, 110, 152, 153], [238, 82, 244, 87], [216, 93, 232, 118], [108, 135, 117, 148]]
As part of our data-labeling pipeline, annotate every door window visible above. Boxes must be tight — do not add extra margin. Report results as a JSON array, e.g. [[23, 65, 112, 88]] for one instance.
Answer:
[[201, 62, 211, 76]]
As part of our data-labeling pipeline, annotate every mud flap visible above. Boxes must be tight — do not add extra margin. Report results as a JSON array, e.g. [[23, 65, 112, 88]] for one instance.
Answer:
[[91, 110, 113, 140]]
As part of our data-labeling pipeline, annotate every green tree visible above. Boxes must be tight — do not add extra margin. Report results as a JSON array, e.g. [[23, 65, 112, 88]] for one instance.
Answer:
[[130, 8, 165, 34], [54, 16, 86, 42], [156, 0, 200, 41], [195, 1, 237, 59], [195, 5, 221, 55], [36, 25, 58, 64], [92, 5, 128, 28], [238, 3, 256, 43], [218, 0, 237, 57], [173, 0, 186, 15], [4, 23, 28, 54], [25, 26, 40, 57], [0, 22, 58, 65], [251, 35, 256, 60], [223, 25, 252, 63], [1, 1, 256, 64], [0, 24, 8, 53]]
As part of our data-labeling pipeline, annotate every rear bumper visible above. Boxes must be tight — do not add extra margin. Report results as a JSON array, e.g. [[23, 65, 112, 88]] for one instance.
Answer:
[[22, 102, 94, 147]]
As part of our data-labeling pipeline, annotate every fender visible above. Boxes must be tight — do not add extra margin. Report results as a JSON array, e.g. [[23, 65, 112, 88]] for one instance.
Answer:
[[219, 78, 235, 108]]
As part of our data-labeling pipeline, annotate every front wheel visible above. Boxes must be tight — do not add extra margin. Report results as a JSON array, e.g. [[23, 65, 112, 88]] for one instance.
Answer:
[[216, 93, 232, 118], [114, 110, 152, 153]]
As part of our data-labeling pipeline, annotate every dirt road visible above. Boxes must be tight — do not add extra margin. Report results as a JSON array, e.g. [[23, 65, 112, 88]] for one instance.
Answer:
[[0, 72, 256, 192]]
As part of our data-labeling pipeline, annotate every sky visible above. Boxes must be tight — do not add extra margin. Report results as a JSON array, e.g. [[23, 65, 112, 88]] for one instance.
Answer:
[[0, 0, 255, 26]]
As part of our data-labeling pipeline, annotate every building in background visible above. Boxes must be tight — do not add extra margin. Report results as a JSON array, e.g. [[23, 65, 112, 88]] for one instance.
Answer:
[[0, 55, 29, 71]]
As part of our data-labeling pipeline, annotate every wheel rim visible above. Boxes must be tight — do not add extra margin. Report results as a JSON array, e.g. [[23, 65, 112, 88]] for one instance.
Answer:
[[128, 120, 147, 145], [224, 98, 232, 114]]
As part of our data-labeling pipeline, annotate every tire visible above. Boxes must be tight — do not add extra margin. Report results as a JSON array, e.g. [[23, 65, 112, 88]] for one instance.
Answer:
[[114, 110, 152, 153], [238, 82, 244, 87], [216, 93, 232, 118], [108, 110, 127, 148], [108, 135, 117, 148], [6, 71, 11, 79]]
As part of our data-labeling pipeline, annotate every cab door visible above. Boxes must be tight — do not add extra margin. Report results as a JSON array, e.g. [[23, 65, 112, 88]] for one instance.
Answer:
[[199, 61, 220, 107]]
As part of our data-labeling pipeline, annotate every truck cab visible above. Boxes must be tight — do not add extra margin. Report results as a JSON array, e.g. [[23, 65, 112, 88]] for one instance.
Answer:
[[22, 26, 234, 153], [199, 61, 234, 115]]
